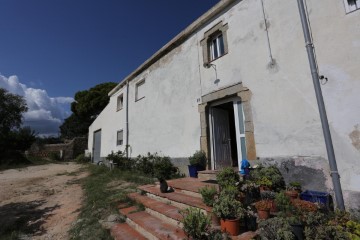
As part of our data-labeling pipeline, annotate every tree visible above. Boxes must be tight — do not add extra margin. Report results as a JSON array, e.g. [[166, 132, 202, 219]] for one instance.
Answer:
[[60, 82, 117, 138], [0, 88, 36, 164], [0, 88, 28, 133]]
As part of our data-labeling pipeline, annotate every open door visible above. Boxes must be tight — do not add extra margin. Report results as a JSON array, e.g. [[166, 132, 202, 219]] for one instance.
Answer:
[[209, 98, 247, 170], [211, 108, 232, 169]]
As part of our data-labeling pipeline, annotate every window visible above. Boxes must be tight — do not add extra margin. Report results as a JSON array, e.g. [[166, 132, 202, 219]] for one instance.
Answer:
[[209, 33, 225, 61], [344, 0, 360, 13], [135, 79, 145, 101], [117, 130, 123, 146], [201, 22, 229, 65], [117, 94, 123, 111]]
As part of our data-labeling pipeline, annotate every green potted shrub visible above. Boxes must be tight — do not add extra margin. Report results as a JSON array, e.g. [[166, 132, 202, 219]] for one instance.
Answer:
[[254, 199, 272, 220], [199, 185, 217, 207], [188, 150, 207, 178], [285, 181, 302, 200], [212, 186, 245, 236], [216, 167, 240, 190], [258, 217, 295, 240], [181, 207, 210, 240], [250, 165, 285, 192]]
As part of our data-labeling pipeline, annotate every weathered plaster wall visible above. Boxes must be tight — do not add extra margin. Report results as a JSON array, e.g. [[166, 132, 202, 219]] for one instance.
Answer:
[[88, 0, 359, 208], [88, 87, 127, 158]]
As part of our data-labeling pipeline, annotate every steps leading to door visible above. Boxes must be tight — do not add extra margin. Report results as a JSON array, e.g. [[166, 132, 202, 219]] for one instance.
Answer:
[[112, 177, 256, 240]]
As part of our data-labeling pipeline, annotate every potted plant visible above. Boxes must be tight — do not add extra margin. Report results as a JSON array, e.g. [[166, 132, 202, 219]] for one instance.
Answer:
[[285, 181, 302, 200], [216, 167, 240, 190], [240, 181, 260, 205], [181, 207, 210, 240], [199, 185, 220, 226], [261, 190, 277, 213], [188, 150, 207, 178], [212, 186, 245, 236], [250, 165, 285, 192], [256, 177, 272, 192], [254, 199, 272, 220], [258, 217, 295, 240], [244, 206, 258, 231]]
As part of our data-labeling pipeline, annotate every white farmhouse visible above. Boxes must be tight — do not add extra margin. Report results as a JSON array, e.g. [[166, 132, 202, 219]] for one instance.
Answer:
[[88, 0, 360, 209]]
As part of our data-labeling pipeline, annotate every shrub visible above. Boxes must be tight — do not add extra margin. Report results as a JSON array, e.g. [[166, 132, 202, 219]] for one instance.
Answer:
[[135, 154, 154, 175], [258, 217, 295, 240], [250, 165, 285, 191], [153, 154, 176, 180], [216, 167, 240, 189], [212, 187, 244, 219], [189, 150, 207, 168], [75, 153, 91, 163], [199, 186, 217, 207], [181, 207, 210, 240], [107, 151, 134, 170]]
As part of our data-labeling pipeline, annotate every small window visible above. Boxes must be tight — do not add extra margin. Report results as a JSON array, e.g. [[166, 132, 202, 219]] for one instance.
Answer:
[[344, 0, 360, 13], [209, 32, 225, 61], [135, 79, 145, 101], [117, 94, 123, 111], [117, 130, 123, 146], [200, 22, 229, 65]]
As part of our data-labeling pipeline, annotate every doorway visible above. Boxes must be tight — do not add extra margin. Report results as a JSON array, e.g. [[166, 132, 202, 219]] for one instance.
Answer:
[[93, 129, 102, 164], [209, 98, 246, 170]]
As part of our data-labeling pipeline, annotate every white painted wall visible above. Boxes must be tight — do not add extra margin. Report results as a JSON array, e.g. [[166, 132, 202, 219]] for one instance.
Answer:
[[88, 0, 360, 200]]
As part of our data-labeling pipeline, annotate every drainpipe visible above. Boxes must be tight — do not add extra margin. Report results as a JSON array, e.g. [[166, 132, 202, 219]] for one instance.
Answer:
[[125, 80, 130, 158], [297, 0, 345, 210]]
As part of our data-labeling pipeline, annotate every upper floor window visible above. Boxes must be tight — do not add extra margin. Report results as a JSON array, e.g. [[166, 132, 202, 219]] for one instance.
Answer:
[[344, 0, 360, 13], [209, 33, 225, 61], [117, 94, 123, 111], [135, 79, 145, 101], [201, 21, 229, 66]]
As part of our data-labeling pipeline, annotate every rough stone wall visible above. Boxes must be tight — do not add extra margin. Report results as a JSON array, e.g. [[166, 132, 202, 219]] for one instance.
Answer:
[[28, 137, 87, 160]]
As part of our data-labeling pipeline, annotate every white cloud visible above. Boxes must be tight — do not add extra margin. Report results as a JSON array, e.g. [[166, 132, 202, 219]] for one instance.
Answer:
[[0, 74, 74, 136]]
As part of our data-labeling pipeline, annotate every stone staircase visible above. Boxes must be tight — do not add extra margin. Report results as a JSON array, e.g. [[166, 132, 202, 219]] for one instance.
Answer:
[[110, 177, 256, 240]]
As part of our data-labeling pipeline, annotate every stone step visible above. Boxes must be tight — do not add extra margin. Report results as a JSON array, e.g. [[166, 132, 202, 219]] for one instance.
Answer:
[[138, 184, 211, 213], [166, 177, 219, 198], [198, 170, 219, 181], [127, 192, 183, 227], [110, 223, 147, 240], [119, 206, 186, 240]]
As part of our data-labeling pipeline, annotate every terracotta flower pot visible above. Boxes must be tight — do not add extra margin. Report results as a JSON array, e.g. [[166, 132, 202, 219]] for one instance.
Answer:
[[285, 190, 299, 201], [257, 209, 270, 220], [259, 185, 271, 193], [220, 218, 240, 236]]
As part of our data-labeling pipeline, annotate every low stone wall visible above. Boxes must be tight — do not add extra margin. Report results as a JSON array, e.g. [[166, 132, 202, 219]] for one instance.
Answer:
[[28, 137, 87, 160]]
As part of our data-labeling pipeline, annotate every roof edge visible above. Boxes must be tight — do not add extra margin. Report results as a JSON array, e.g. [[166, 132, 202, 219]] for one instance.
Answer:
[[108, 0, 236, 96]]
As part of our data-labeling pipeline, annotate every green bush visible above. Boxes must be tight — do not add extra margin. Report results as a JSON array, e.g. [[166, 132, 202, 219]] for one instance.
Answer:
[[199, 186, 217, 207], [107, 151, 134, 170], [250, 165, 285, 191], [189, 150, 207, 168], [153, 155, 176, 180], [181, 207, 210, 240], [49, 151, 61, 161], [216, 167, 240, 189], [135, 153, 155, 175], [258, 217, 295, 240], [212, 186, 244, 219], [75, 153, 91, 163]]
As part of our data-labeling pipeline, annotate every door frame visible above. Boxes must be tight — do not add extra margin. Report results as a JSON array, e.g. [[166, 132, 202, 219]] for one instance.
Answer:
[[92, 129, 102, 164], [209, 97, 245, 170]]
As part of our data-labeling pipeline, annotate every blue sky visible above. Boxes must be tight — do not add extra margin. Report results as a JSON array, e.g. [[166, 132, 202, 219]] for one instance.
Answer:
[[0, 0, 219, 135]]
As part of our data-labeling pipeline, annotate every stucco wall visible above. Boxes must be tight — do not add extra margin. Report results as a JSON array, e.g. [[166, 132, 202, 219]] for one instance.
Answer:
[[88, 0, 360, 208]]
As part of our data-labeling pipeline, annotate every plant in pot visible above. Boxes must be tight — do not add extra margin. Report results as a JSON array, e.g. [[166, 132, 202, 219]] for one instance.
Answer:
[[254, 199, 272, 220], [240, 181, 260, 205], [188, 150, 207, 178], [261, 190, 277, 213], [258, 217, 295, 240], [250, 165, 285, 192], [199, 185, 220, 226], [216, 167, 240, 190], [285, 181, 302, 200], [256, 177, 272, 192], [212, 186, 245, 236], [181, 207, 210, 240], [245, 206, 258, 231]]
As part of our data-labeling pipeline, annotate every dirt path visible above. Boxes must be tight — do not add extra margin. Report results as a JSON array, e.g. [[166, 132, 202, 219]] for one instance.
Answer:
[[0, 162, 88, 239]]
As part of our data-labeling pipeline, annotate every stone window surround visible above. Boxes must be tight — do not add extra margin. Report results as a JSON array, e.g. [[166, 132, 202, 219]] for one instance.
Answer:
[[200, 21, 229, 66], [198, 83, 256, 169], [344, 0, 360, 13]]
